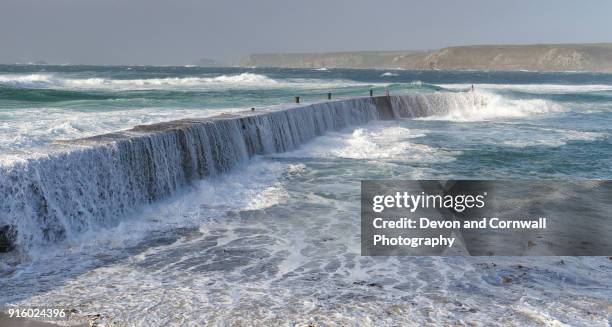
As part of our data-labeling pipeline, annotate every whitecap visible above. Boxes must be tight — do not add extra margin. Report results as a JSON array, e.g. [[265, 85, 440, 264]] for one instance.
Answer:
[[412, 90, 566, 122]]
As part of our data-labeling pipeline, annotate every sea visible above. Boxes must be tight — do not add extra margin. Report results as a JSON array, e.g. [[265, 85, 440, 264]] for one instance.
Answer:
[[0, 65, 610, 326]]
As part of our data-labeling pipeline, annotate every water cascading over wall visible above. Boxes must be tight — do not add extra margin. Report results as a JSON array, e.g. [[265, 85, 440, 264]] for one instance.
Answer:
[[0, 94, 461, 252]]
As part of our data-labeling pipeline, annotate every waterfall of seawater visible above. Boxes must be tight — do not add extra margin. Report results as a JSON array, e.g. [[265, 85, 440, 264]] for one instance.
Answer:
[[0, 93, 486, 253]]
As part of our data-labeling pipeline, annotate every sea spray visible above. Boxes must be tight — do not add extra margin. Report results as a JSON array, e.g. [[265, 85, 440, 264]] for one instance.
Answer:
[[390, 90, 564, 121]]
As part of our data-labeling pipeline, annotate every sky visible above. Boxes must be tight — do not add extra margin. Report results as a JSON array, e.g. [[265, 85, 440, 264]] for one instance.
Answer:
[[1, 0, 611, 65]]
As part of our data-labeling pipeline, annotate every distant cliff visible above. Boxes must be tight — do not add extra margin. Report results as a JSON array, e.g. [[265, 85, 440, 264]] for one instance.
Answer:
[[241, 44, 612, 72]]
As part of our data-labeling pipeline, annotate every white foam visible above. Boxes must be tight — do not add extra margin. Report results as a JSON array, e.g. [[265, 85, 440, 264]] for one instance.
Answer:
[[0, 73, 380, 91], [381, 72, 399, 77], [278, 122, 458, 163], [0, 106, 245, 155], [0, 73, 280, 90], [502, 128, 607, 148], [24, 158, 290, 260], [333, 127, 425, 159], [68, 73, 280, 89], [439, 83, 612, 94], [0, 74, 55, 88], [415, 90, 565, 122]]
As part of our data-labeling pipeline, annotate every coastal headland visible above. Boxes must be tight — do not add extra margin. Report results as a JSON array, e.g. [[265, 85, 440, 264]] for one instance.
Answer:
[[240, 43, 612, 72]]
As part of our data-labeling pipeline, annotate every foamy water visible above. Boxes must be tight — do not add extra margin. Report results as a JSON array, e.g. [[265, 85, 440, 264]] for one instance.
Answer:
[[2, 122, 609, 326], [409, 90, 566, 122], [0, 72, 377, 91], [0, 70, 390, 154], [0, 66, 611, 326], [439, 83, 612, 94]]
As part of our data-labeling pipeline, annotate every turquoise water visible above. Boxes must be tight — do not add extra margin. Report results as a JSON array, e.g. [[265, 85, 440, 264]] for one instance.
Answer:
[[1, 66, 611, 179], [0, 65, 611, 325]]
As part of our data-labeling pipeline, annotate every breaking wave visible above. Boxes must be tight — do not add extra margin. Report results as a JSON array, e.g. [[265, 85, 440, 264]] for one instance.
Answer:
[[0, 73, 280, 90], [393, 90, 565, 122], [439, 83, 612, 94]]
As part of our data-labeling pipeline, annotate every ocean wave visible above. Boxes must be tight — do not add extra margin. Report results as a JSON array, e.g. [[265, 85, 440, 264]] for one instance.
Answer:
[[0, 106, 246, 156], [438, 83, 612, 94], [0, 73, 384, 92], [0, 73, 280, 90], [410, 90, 566, 122], [380, 72, 399, 77], [0, 74, 53, 88]]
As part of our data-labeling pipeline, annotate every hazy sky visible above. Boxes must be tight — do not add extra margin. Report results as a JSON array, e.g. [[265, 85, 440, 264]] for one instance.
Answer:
[[1, 0, 611, 65]]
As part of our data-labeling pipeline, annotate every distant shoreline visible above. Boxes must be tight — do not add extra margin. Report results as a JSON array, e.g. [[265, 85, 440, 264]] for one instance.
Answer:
[[3, 63, 612, 75], [239, 43, 612, 72], [7, 43, 612, 73]]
